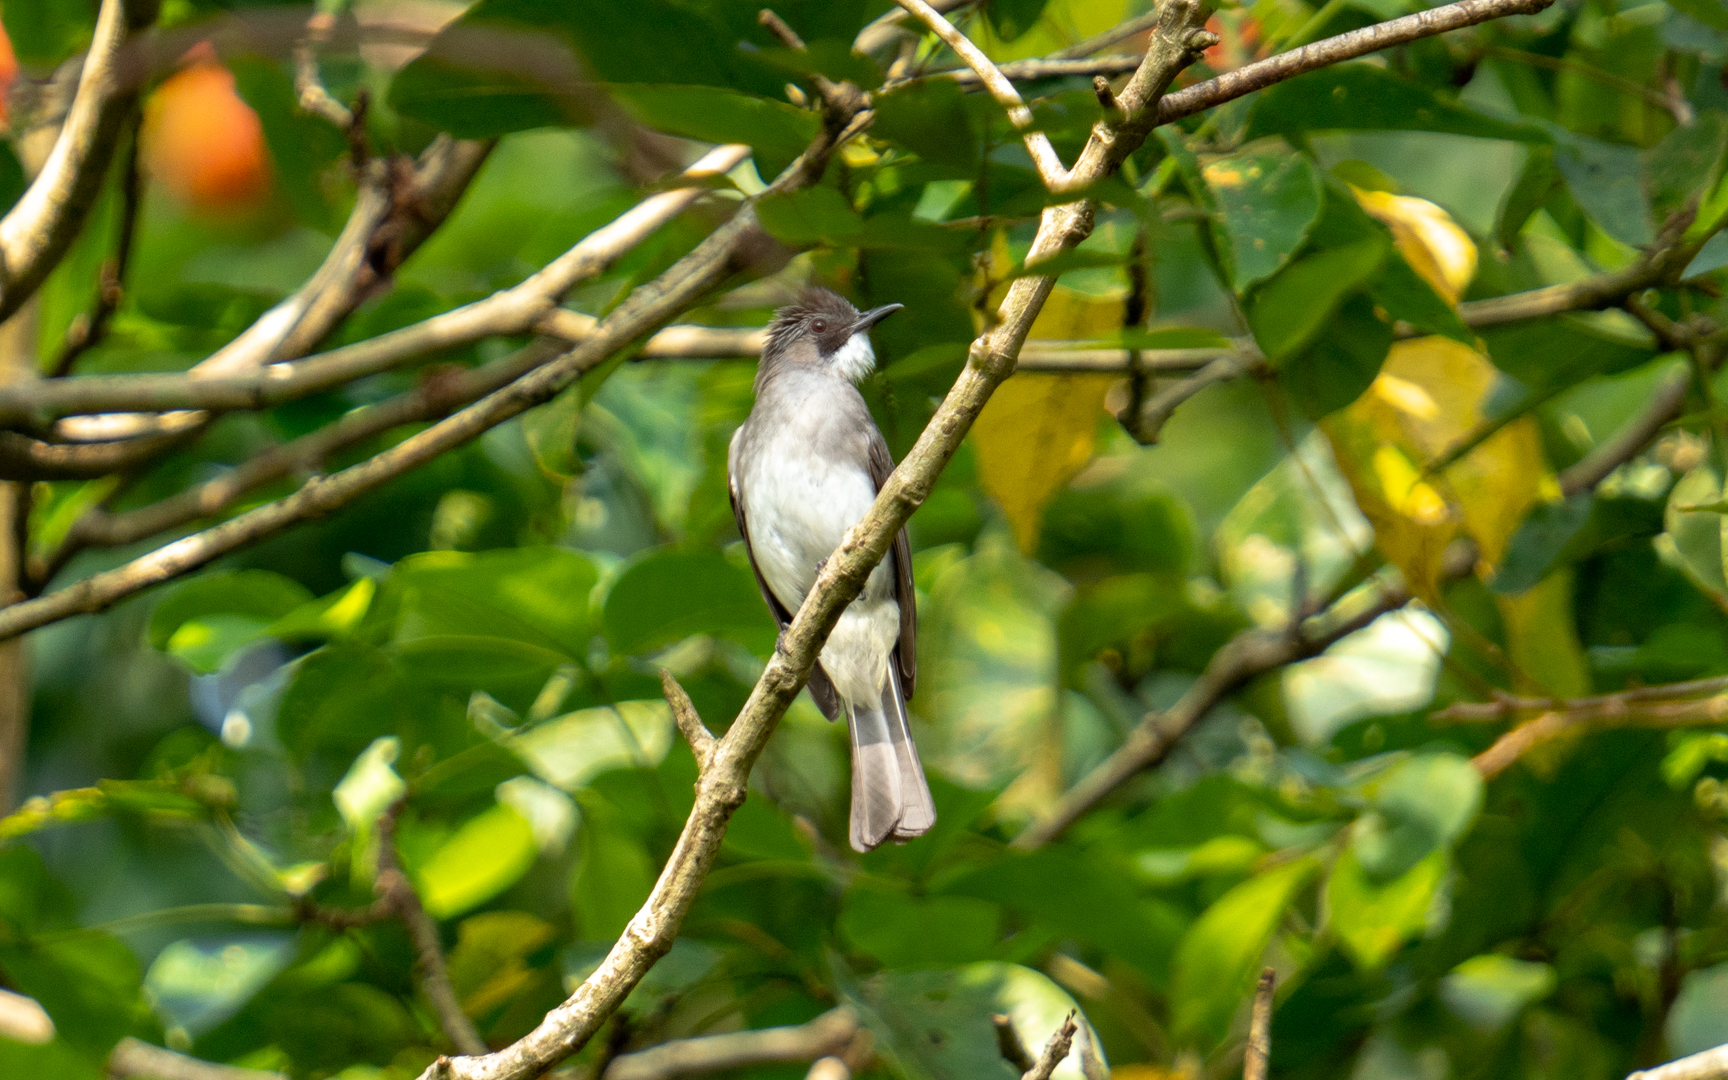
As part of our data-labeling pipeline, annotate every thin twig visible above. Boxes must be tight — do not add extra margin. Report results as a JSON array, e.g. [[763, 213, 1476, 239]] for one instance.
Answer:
[[994, 1014, 1038, 1072], [1023, 1014, 1078, 1080], [378, 801, 487, 1056], [1479, 44, 1689, 123], [107, 1037, 287, 1080], [601, 1008, 859, 1080], [1057, 11, 1162, 57], [51, 113, 141, 378], [661, 670, 718, 770], [1244, 969, 1274, 1080], [294, 10, 356, 130], [4, 145, 748, 432], [1156, 0, 1556, 124]]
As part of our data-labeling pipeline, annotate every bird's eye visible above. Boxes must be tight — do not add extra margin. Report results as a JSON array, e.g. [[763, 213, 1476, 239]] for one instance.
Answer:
[[811, 318, 827, 333]]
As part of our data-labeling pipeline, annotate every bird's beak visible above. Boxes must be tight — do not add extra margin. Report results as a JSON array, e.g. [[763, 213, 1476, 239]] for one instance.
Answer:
[[852, 303, 903, 334]]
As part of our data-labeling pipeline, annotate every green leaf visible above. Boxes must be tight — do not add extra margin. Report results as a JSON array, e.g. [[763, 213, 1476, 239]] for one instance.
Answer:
[[389, 0, 786, 136], [1248, 237, 1388, 361], [1352, 753, 1484, 882], [1005, 248, 1129, 280], [2, 3, 93, 66], [1203, 153, 1325, 291], [511, 701, 673, 790], [1327, 847, 1446, 970], [414, 803, 539, 919], [149, 571, 315, 675], [871, 79, 983, 175], [755, 186, 864, 246], [0, 933, 150, 1057], [1669, 0, 1728, 30], [941, 845, 1185, 981], [390, 637, 569, 699], [1245, 64, 1551, 143], [1368, 251, 1474, 344], [602, 548, 773, 655], [840, 886, 1002, 967], [1665, 467, 1728, 600], [862, 964, 1101, 1080], [1493, 495, 1662, 594], [1553, 133, 1654, 247], [393, 547, 600, 656], [570, 813, 655, 938], [1498, 145, 1560, 250], [610, 86, 820, 179], [1439, 954, 1556, 1029], [1480, 312, 1656, 391], [1170, 856, 1320, 1046]]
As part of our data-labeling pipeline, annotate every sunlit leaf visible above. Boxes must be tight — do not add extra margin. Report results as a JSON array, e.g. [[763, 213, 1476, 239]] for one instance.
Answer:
[[414, 804, 540, 920], [1327, 847, 1445, 970], [1170, 856, 1319, 1045]]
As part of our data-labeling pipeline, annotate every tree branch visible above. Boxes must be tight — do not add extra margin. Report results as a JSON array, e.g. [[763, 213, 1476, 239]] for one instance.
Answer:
[[52, 136, 493, 444], [1244, 968, 1274, 1080], [660, 670, 716, 771], [375, 802, 486, 1056], [107, 1037, 287, 1080], [1156, 0, 1556, 124], [1022, 1014, 1078, 1080], [1436, 677, 1728, 777], [0, 0, 140, 326], [601, 1007, 859, 1080], [294, 9, 356, 131], [2, 145, 748, 431]]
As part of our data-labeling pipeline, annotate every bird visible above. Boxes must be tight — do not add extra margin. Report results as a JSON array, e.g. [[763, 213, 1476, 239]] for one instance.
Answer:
[[727, 287, 936, 852]]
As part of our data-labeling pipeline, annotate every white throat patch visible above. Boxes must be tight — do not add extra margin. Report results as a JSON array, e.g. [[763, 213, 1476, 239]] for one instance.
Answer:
[[828, 332, 877, 383]]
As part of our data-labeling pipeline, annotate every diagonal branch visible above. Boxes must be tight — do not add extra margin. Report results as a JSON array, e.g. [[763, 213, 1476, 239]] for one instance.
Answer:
[[378, 802, 487, 1055], [0, 0, 141, 326], [601, 1007, 859, 1080], [0, 121, 857, 642], [107, 1037, 287, 1080], [3, 145, 747, 432], [1156, 0, 1556, 124]]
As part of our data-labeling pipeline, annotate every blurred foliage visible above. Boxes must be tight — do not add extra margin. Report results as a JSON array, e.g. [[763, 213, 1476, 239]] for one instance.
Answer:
[[0, 0, 1727, 1078]]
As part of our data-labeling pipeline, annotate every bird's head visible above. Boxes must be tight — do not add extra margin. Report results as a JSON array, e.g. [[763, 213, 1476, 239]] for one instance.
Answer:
[[761, 288, 902, 386]]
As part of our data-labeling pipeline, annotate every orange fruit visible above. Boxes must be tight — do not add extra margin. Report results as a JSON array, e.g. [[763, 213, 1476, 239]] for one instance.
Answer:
[[141, 46, 272, 212]]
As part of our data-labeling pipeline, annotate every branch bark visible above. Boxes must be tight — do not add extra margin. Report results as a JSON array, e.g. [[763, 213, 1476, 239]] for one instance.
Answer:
[[107, 1037, 287, 1080], [378, 802, 487, 1056], [0, 0, 140, 326], [1244, 969, 1274, 1080], [0, 145, 747, 431], [601, 1007, 859, 1080], [1156, 0, 1556, 124], [1022, 1014, 1078, 1080]]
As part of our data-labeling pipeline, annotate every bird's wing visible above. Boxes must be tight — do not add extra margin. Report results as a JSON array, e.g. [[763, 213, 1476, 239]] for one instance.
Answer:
[[866, 430, 917, 699], [729, 428, 843, 719]]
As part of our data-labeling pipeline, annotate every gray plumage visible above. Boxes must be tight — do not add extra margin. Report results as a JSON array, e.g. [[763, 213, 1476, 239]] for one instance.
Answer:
[[727, 288, 935, 852]]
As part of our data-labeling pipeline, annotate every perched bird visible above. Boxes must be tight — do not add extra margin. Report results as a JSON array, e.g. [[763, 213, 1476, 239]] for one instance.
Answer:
[[727, 288, 935, 852]]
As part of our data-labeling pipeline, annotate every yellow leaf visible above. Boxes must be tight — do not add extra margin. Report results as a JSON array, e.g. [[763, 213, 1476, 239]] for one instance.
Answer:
[[1496, 568, 1589, 699], [973, 373, 1116, 552], [972, 281, 1125, 553], [1323, 337, 1549, 600], [1355, 189, 1478, 303]]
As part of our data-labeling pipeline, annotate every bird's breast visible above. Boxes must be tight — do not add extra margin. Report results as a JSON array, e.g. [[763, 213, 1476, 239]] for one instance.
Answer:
[[741, 427, 884, 609]]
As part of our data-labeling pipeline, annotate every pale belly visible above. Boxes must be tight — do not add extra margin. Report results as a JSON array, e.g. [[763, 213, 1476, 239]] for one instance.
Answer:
[[741, 431, 898, 706]]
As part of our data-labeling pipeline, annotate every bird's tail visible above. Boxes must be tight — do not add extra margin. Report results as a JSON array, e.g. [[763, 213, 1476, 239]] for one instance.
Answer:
[[847, 664, 936, 852]]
